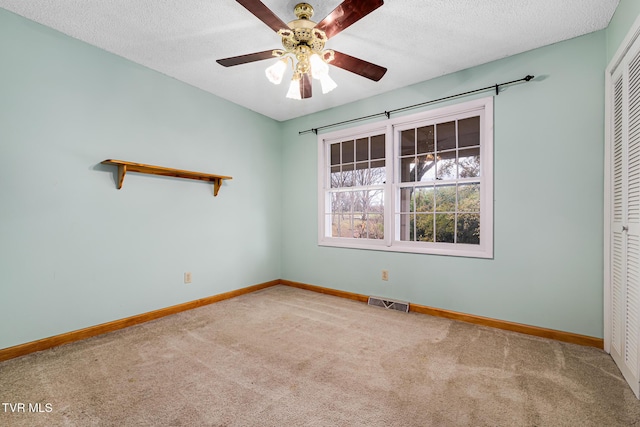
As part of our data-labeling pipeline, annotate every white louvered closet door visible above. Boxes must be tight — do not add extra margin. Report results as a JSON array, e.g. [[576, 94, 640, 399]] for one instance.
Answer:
[[608, 27, 640, 399]]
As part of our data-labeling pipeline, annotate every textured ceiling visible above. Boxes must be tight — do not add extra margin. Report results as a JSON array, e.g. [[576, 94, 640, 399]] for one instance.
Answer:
[[0, 0, 619, 121]]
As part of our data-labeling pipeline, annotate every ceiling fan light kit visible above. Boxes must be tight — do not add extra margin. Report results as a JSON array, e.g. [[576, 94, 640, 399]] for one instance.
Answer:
[[268, 4, 337, 97], [218, 0, 387, 100]]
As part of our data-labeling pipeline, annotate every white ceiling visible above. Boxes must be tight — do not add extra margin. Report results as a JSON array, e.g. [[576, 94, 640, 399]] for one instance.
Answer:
[[0, 0, 619, 121]]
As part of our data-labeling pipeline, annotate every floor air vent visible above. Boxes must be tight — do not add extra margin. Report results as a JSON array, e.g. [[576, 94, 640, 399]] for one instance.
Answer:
[[367, 296, 409, 313]]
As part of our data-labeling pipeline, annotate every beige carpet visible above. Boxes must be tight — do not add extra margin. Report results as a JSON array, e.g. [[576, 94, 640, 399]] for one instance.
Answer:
[[1, 285, 639, 426]]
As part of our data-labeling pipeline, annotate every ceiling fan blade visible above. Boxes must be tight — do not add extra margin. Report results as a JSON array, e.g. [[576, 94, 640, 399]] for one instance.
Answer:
[[217, 50, 276, 67], [236, 0, 289, 33], [301, 74, 313, 99], [330, 51, 387, 81], [315, 0, 384, 39]]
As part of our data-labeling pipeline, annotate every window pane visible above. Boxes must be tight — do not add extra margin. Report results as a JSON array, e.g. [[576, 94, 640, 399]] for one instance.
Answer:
[[362, 190, 384, 214], [400, 188, 413, 213], [437, 121, 456, 151], [370, 160, 386, 185], [399, 213, 414, 241], [457, 213, 480, 244], [401, 129, 415, 155], [458, 184, 480, 212], [366, 214, 384, 239], [353, 165, 373, 185], [330, 194, 347, 237], [331, 143, 340, 165], [435, 213, 455, 243], [330, 166, 341, 188], [342, 140, 354, 163], [371, 135, 385, 159], [356, 164, 382, 186], [458, 116, 480, 148], [436, 151, 457, 180], [435, 185, 456, 212], [417, 125, 434, 154], [371, 159, 385, 169], [351, 216, 367, 238], [459, 148, 480, 178], [331, 191, 353, 237], [331, 214, 344, 237], [414, 187, 435, 212], [330, 191, 351, 215], [401, 157, 415, 182], [342, 163, 355, 187], [332, 215, 356, 238], [415, 213, 434, 242], [356, 138, 368, 162], [416, 154, 436, 182]]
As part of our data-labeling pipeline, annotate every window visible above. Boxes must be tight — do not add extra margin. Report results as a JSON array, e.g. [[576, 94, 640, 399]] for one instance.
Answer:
[[318, 97, 493, 258], [328, 133, 386, 240]]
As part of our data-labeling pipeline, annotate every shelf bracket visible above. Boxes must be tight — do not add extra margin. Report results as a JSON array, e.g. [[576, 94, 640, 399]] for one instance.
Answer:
[[213, 178, 222, 197], [117, 164, 127, 189]]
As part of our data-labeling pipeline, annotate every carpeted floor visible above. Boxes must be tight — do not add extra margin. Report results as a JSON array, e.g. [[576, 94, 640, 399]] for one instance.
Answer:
[[1, 285, 639, 426]]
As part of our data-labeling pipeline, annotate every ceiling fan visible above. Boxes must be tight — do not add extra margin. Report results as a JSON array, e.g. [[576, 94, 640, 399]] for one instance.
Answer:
[[217, 0, 387, 100]]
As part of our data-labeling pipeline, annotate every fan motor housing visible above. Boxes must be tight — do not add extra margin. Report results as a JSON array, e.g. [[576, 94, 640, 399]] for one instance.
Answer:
[[282, 17, 326, 52]]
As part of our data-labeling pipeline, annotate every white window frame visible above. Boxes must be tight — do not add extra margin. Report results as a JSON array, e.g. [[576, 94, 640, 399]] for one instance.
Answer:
[[317, 96, 494, 258]]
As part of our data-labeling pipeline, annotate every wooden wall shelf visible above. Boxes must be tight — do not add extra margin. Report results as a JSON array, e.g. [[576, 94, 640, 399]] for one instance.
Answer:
[[101, 159, 232, 196]]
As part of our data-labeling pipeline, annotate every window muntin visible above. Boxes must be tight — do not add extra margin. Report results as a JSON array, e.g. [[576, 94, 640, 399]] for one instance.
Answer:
[[318, 97, 493, 258]]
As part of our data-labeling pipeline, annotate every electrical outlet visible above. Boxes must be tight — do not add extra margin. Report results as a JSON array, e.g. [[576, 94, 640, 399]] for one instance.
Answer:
[[184, 272, 192, 284], [381, 270, 389, 281]]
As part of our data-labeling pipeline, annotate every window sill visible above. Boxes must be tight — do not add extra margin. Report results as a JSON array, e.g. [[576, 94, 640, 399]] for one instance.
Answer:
[[318, 238, 493, 259]]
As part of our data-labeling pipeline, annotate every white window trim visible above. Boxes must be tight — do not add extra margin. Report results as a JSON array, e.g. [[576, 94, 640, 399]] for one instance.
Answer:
[[317, 96, 494, 258]]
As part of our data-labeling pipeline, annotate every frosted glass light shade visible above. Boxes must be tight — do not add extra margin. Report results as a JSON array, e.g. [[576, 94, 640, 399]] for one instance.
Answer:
[[286, 77, 301, 100], [309, 54, 329, 79], [320, 74, 337, 94], [265, 59, 287, 85]]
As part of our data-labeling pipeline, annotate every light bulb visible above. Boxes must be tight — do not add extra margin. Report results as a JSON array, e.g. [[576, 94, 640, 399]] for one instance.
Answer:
[[265, 59, 287, 85], [286, 74, 302, 100], [319, 74, 337, 94], [310, 54, 329, 79]]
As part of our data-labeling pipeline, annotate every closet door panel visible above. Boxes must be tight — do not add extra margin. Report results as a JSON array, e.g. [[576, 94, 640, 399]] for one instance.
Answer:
[[613, 73, 626, 359], [625, 47, 640, 381]]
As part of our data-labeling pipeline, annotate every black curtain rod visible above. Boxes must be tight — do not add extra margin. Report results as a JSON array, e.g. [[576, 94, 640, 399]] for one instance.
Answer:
[[299, 75, 535, 135]]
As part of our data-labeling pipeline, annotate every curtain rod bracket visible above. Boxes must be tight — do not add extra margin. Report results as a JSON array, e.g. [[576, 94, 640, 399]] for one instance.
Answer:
[[384, 111, 391, 119], [495, 84, 499, 95]]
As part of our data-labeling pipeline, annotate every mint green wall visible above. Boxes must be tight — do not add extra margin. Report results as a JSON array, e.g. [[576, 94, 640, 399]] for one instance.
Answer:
[[0, 10, 282, 349], [280, 31, 606, 338], [607, 0, 640, 62]]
